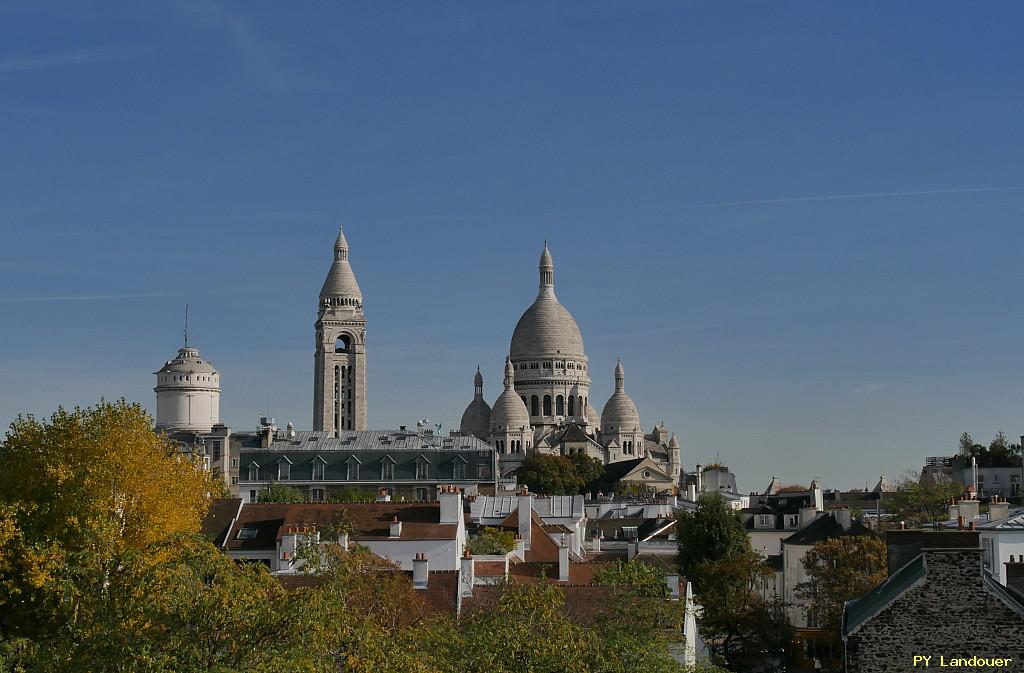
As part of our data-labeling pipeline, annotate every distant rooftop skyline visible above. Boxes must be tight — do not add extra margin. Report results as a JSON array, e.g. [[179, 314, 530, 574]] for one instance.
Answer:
[[2, 2, 1023, 490]]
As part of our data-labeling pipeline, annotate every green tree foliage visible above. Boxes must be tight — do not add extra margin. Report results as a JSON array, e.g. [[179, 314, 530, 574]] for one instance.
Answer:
[[677, 494, 790, 671], [571, 453, 606, 493], [676, 493, 749, 585], [592, 561, 685, 673], [467, 527, 516, 555], [257, 482, 308, 503], [696, 552, 791, 672], [796, 535, 887, 640], [887, 471, 963, 526], [959, 430, 1022, 468], [516, 455, 584, 495], [0, 401, 216, 644], [328, 487, 375, 503]]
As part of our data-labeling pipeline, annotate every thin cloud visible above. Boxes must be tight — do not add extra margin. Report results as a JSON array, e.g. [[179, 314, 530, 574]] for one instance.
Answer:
[[167, 0, 324, 92], [0, 291, 187, 304], [851, 382, 887, 396], [0, 44, 150, 74], [703, 186, 1022, 208]]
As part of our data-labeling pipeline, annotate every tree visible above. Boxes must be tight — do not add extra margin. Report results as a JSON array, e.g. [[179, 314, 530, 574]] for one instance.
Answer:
[[0, 400, 216, 642], [676, 493, 749, 586], [516, 455, 584, 495], [571, 453, 605, 494], [696, 551, 792, 672], [796, 535, 887, 639], [423, 581, 599, 673], [467, 527, 516, 555], [257, 482, 308, 503], [591, 561, 685, 673], [887, 471, 963, 527]]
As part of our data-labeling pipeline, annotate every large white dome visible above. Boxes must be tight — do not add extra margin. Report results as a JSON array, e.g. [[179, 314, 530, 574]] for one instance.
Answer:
[[509, 242, 586, 360]]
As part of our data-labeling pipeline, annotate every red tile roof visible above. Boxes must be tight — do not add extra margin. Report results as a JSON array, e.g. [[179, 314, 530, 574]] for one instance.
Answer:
[[225, 502, 457, 550]]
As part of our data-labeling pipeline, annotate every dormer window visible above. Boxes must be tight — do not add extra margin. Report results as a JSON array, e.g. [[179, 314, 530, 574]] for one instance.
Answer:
[[452, 455, 468, 480], [380, 456, 396, 480], [312, 456, 326, 481], [345, 456, 360, 481], [415, 455, 430, 480], [278, 459, 291, 481], [247, 462, 260, 481]]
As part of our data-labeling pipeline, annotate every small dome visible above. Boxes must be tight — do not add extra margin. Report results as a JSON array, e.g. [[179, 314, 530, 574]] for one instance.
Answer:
[[155, 347, 218, 377], [601, 359, 640, 431], [509, 243, 586, 359], [668, 433, 680, 449], [490, 358, 531, 431], [460, 367, 491, 439]]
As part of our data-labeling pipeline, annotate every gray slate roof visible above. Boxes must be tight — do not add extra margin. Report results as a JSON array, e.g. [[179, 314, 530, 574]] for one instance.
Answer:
[[239, 429, 492, 453], [842, 554, 926, 637]]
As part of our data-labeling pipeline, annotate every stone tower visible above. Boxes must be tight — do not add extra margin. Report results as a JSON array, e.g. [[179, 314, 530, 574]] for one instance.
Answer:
[[313, 226, 367, 435], [154, 344, 220, 433]]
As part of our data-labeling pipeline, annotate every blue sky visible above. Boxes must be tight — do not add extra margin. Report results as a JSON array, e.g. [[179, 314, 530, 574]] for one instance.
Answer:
[[2, 1, 1023, 491]]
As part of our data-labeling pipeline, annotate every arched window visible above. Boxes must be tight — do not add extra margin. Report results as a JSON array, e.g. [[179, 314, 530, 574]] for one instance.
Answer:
[[531, 396, 539, 416], [578, 396, 584, 415], [567, 396, 575, 416], [556, 395, 564, 416], [335, 334, 352, 352], [543, 395, 552, 416]]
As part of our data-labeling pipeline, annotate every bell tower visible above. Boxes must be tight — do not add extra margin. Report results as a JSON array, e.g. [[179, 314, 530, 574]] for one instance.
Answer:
[[314, 226, 367, 435]]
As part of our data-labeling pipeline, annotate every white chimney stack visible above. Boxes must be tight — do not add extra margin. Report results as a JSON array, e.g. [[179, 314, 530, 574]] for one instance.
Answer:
[[460, 549, 475, 597], [389, 516, 402, 538], [558, 542, 570, 582], [439, 485, 463, 524], [518, 489, 533, 549], [376, 488, 391, 503], [412, 553, 429, 589]]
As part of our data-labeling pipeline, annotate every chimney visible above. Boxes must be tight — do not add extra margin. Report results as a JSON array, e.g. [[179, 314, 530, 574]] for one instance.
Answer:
[[412, 553, 429, 589], [990, 497, 1010, 523], [686, 484, 697, 502], [389, 516, 402, 538], [957, 497, 980, 523], [338, 530, 349, 551], [799, 506, 817, 528], [439, 485, 463, 524], [833, 507, 851, 531], [1005, 555, 1024, 595], [558, 541, 570, 582], [460, 549, 475, 597], [948, 499, 959, 522], [627, 539, 640, 561], [958, 515, 965, 530], [518, 489, 533, 549], [591, 530, 602, 553]]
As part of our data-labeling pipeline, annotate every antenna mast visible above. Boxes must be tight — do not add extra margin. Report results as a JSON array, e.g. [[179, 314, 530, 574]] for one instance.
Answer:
[[184, 303, 189, 347]]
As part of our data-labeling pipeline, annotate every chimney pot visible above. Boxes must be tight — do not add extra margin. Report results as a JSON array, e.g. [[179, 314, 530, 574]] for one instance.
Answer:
[[970, 521, 976, 531]]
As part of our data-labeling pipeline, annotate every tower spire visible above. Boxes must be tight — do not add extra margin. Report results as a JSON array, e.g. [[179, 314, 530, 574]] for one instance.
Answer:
[[614, 358, 624, 392], [538, 241, 554, 294], [474, 365, 484, 398], [504, 356, 515, 389], [184, 303, 189, 348]]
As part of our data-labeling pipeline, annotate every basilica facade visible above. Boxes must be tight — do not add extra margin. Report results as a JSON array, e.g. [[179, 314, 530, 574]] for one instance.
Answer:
[[459, 243, 683, 487]]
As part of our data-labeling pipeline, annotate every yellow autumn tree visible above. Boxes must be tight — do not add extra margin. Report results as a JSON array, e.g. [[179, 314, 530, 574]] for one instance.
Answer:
[[0, 399, 216, 642]]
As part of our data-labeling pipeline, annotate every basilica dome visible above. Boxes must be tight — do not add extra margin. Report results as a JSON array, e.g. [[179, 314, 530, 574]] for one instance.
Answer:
[[601, 360, 641, 432], [510, 243, 586, 360]]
